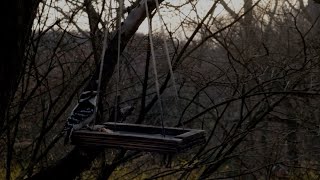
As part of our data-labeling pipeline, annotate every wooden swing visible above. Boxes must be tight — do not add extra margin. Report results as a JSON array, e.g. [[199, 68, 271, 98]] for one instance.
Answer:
[[67, 0, 206, 153], [71, 123, 205, 153]]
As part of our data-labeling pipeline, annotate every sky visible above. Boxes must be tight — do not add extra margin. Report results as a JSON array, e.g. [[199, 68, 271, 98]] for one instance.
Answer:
[[40, 0, 309, 36], [137, 0, 243, 34], [41, 0, 243, 33]]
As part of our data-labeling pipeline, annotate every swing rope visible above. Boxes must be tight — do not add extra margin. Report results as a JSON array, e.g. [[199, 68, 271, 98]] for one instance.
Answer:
[[115, 0, 124, 124], [111, 0, 182, 135], [145, 0, 184, 129], [153, 0, 183, 128], [145, 0, 165, 136], [93, 27, 109, 126]]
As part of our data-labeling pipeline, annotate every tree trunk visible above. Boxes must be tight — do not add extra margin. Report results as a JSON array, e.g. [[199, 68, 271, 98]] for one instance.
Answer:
[[1, 0, 40, 129]]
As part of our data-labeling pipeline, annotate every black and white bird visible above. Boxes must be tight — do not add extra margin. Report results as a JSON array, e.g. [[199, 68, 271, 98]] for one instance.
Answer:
[[64, 90, 98, 144]]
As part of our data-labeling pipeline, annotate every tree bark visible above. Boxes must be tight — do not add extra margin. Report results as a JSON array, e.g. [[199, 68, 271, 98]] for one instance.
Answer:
[[2, 2, 40, 179], [1, 0, 40, 129]]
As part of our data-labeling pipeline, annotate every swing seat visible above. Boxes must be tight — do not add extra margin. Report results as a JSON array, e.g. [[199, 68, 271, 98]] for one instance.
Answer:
[[71, 122, 206, 153]]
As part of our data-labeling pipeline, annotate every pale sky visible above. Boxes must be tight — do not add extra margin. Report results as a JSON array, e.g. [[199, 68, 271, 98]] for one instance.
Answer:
[[39, 0, 309, 36], [40, 0, 243, 33], [137, 0, 243, 34]]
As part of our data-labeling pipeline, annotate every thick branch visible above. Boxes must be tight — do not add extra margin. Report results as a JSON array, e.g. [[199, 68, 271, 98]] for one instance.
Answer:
[[84, 0, 164, 93]]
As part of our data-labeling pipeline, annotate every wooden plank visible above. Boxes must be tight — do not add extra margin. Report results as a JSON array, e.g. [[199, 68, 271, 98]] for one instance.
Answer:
[[73, 140, 178, 150], [75, 142, 178, 153], [103, 122, 189, 136], [72, 137, 203, 153], [72, 136, 180, 153], [72, 130, 182, 144], [72, 134, 205, 153], [71, 123, 206, 153], [71, 133, 181, 149], [175, 130, 205, 141], [71, 136, 180, 147]]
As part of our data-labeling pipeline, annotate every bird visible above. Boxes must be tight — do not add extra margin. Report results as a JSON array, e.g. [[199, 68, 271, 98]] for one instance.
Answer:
[[64, 90, 98, 145]]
